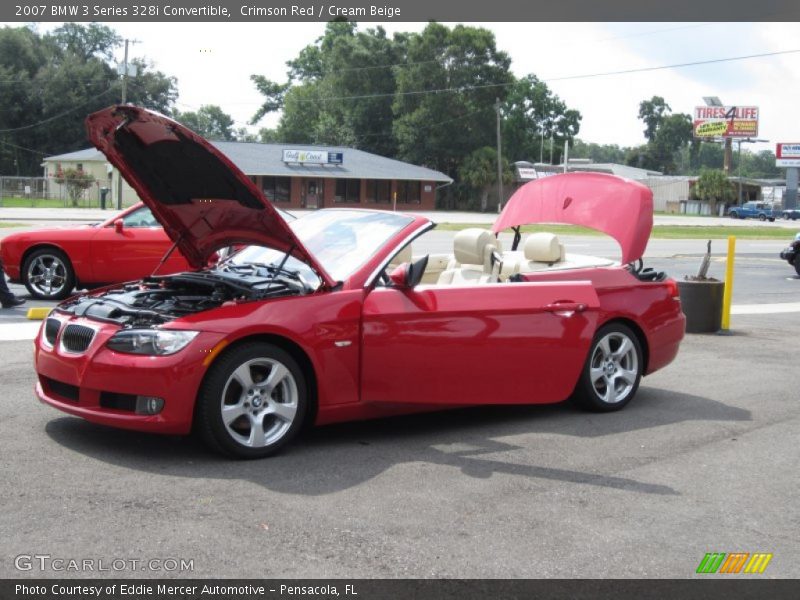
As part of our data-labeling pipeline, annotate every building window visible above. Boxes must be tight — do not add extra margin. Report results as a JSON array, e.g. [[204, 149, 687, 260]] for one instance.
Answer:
[[366, 179, 391, 204], [396, 181, 421, 204], [261, 176, 291, 203], [335, 179, 360, 203]]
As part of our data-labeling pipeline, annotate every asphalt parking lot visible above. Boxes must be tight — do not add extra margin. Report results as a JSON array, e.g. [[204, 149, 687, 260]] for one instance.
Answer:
[[0, 231, 798, 579]]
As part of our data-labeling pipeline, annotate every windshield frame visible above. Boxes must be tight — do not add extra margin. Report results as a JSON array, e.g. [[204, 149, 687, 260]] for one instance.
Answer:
[[219, 209, 417, 288]]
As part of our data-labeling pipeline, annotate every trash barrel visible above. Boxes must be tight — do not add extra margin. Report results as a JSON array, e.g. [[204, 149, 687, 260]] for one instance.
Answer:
[[100, 187, 109, 209]]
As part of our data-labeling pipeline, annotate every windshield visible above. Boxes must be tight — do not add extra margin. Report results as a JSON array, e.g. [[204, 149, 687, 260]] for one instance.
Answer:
[[222, 209, 414, 284]]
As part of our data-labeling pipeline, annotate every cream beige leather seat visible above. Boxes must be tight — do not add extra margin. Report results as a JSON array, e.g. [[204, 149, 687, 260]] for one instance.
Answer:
[[518, 232, 565, 272], [437, 228, 501, 285]]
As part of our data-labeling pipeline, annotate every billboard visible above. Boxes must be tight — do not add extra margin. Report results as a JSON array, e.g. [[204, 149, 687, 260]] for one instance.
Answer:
[[776, 143, 800, 167], [693, 106, 759, 138]]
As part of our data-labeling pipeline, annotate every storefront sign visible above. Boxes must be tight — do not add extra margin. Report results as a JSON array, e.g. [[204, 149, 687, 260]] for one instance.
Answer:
[[693, 106, 759, 138], [776, 143, 800, 167], [517, 167, 539, 180], [282, 149, 344, 165]]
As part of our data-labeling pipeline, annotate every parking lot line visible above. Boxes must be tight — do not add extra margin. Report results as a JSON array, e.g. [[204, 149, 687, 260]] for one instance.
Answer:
[[0, 321, 41, 341], [730, 302, 800, 315]]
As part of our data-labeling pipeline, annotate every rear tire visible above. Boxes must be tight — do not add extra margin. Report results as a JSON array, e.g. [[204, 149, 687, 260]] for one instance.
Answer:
[[196, 342, 308, 459], [572, 323, 643, 412]]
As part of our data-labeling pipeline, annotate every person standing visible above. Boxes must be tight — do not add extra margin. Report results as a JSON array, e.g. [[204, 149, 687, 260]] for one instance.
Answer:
[[0, 261, 25, 308]]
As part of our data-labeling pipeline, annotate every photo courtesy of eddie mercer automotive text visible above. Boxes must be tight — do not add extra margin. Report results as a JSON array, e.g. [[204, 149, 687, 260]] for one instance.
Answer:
[[32, 105, 685, 459]]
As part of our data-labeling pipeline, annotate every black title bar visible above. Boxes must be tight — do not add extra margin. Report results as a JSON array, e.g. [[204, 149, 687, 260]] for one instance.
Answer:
[[4, 0, 800, 22]]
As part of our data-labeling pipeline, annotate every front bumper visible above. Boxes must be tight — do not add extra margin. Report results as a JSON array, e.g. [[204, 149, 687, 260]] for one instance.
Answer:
[[779, 247, 797, 263], [34, 316, 224, 435]]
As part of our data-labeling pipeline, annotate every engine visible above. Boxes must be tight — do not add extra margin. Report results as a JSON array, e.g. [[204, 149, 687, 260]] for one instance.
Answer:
[[55, 270, 308, 328]]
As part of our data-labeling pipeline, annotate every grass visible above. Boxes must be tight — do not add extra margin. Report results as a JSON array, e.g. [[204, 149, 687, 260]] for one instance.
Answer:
[[0, 197, 100, 208], [435, 222, 795, 240], [0, 222, 28, 228]]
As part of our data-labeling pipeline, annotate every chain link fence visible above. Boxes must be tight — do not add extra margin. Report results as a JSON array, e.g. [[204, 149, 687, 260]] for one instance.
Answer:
[[0, 176, 111, 208]]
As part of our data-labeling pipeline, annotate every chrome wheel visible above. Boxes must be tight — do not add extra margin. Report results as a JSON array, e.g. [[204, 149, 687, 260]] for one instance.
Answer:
[[573, 323, 643, 412], [220, 357, 299, 449], [23, 249, 74, 300], [588, 331, 639, 405]]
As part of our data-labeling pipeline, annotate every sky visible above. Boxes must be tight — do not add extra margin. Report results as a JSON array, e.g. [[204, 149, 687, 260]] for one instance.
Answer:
[[32, 21, 800, 154]]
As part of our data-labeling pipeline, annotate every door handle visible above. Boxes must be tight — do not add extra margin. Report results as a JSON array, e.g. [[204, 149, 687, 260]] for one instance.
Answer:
[[544, 301, 587, 313]]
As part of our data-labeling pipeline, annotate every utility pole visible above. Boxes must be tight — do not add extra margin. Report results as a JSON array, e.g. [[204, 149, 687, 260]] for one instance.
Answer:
[[495, 98, 503, 211], [116, 39, 138, 209], [737, 139, 743, 205], [121, 38, 130, 104]]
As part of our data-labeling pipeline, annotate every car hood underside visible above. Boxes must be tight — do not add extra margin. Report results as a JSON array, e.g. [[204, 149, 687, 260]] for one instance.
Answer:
[[85, 105, 334, 287]]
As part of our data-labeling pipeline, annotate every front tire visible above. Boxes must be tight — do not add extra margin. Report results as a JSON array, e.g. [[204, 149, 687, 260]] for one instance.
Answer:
[[22, 248, 75, 300], [572, 323, 643, 412], [196, 343, 308, 458]]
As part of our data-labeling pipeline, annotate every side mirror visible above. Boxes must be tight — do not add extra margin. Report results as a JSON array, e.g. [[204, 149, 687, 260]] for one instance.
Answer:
[[388, 263, 411, 288], [388, 255, 429, 289], [114, 219, 124, 234]]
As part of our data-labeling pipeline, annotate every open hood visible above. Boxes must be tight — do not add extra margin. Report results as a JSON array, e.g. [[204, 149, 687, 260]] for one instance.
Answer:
[[492, 172, 653, 264], [85, 105, 334, 287]]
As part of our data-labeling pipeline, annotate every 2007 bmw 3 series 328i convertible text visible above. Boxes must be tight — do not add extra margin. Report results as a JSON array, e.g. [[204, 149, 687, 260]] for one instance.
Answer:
[[34, 105, 686, 459]]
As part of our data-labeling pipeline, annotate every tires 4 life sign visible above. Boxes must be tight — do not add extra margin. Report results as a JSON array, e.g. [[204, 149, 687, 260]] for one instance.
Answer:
[[693, 106, 759, 138], [776, 143, 800, 167]]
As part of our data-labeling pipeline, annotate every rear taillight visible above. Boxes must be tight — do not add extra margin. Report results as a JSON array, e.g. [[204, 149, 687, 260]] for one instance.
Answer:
[[666, 278, 680, 299]]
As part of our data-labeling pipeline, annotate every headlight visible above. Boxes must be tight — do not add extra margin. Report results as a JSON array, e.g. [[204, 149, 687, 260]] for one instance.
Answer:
[[106, 329, 199, 356]]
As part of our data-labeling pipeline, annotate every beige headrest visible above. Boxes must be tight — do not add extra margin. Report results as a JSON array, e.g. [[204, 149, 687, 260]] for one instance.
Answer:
[[524, 232, 561, 263], [453, 228, 497, 267], [391, 244, 412, 265]]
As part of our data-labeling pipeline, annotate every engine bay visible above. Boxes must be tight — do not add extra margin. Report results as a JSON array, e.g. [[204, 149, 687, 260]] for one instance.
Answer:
[[56, 268, 310, 328]]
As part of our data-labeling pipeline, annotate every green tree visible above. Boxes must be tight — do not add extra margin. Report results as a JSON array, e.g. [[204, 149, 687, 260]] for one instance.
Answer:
[[501, 75, 581, 164], [459, 146, 514, 212], [124, 58, 178, 114], [51, 23, 121, 61], [628, 96, 693, 174], [174, 105, 236, 140], [570, 140, 627, 164], [55, 167, 95, 206], [0, 25, 178, 176], [393, 23, 513, 178], [638, 96, 671, 142], [692, 168, 735, 215], [251, 22, 404, 156]]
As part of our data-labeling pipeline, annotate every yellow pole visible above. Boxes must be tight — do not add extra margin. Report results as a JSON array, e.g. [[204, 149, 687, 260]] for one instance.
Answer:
[[721, 235, 736, 330]]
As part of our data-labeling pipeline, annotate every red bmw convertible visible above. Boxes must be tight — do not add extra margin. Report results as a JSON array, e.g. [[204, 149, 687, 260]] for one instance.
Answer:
[[34, 105, 685, 458]]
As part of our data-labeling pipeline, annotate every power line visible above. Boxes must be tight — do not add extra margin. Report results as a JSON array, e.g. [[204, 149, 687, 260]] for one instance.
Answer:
[[0, 138, 52, 156], [546, 48, 800, 82], [256, 47, 800, 106], [0, 86, 117, 133]]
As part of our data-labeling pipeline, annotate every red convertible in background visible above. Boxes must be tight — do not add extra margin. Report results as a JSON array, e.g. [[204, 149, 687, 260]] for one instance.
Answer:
[[34, 105, 685, 459], [0, 203, 191, 299]]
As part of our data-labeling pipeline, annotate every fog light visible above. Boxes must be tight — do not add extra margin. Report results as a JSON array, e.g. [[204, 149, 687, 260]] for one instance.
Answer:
[[135, 396, 164, 415]]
